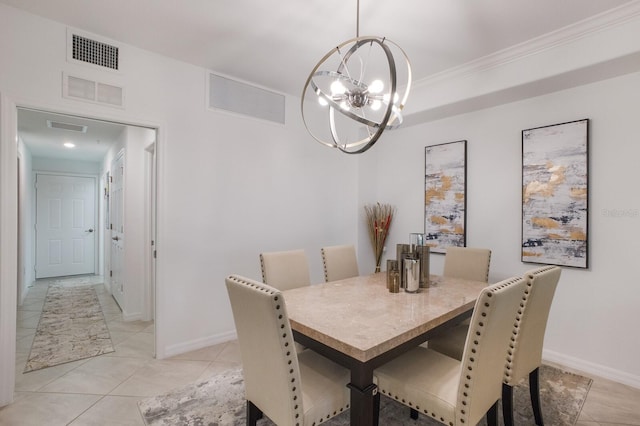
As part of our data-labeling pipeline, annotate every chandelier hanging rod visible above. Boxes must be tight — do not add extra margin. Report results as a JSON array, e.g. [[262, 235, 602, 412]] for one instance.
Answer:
[[356, 0, 360, 37]]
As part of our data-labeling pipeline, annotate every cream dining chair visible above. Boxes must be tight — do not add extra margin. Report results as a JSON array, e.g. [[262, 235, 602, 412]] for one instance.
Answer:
[[443, 246, 492, 283], [374, 276, 528, 426], [426, 246, 492, 357], [260, 249, 311, 290], [260, 249, 311, 354], [320, 244, 359, 282], [502, 265, 561, 426], [225, 275, 351, 426]]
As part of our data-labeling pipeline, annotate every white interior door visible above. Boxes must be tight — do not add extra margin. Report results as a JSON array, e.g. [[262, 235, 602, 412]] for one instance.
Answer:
[[35, 174, 96, 279], [110, 151, 125, 308]]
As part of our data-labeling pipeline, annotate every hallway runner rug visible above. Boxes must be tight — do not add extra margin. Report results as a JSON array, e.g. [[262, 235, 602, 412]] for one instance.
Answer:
[[24, 284, 115, 372], [139, 363, 592, 425]]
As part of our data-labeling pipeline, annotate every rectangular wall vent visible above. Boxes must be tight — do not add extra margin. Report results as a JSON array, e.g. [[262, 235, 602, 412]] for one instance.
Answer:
[[63, 73, 125, 108], [208, 73, 285, 124], [72, 34, 119, 70], [46, 120, 87, 133]]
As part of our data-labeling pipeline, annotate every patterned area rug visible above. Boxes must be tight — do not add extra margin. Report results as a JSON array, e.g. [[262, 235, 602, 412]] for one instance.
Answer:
[[139, 364, 591, 425], [24, 283, 115, 372]]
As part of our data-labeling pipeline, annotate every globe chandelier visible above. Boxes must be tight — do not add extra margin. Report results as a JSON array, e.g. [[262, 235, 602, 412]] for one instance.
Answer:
[[301, 0, 412, 154]]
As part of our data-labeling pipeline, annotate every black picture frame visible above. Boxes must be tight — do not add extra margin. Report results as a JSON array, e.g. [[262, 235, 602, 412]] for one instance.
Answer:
[[522, 119, 589, 268], [424, 140, 467, 254]]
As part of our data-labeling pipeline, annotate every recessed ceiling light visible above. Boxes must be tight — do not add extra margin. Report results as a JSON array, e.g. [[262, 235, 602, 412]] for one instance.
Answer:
[[64, 142, 76, 148]]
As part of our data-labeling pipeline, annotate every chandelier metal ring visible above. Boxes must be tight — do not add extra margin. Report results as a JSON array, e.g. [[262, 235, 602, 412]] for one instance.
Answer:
[[301, 36, 412, 154]]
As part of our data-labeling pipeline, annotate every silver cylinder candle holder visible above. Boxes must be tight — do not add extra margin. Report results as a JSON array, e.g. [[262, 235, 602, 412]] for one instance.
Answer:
[[418, 245, 430, 288], [396, 244, 410, 288]]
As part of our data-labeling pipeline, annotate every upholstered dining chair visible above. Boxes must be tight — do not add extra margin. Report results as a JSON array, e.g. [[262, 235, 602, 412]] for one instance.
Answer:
[[427, 247, 492, 357], [226, 275, 351, 426], [442, 246, 492, 283], [374, 276, 528, 426], [260, 249, 311, 290], [502, 265, 561, 426], [260, 249, 311, 354], [320, 244, 359, 282]]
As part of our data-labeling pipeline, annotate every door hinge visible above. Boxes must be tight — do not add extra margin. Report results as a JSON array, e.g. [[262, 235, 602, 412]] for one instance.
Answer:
[[110, 223, 113, 230], [153, 250, 157, 259], [110, 270, 113, 277]]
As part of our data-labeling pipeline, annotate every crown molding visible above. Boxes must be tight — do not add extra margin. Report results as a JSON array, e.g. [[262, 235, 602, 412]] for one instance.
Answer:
[[413, 0, 640, 89]]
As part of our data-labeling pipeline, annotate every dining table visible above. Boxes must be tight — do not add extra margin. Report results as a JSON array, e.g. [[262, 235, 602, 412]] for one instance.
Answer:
[[282, 272, 487, 426]]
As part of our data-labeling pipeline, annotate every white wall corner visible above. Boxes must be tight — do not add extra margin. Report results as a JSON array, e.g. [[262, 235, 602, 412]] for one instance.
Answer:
[[543, 349, 640, 390], [405, 1, 640, 124], [163, 331, 238, 359]]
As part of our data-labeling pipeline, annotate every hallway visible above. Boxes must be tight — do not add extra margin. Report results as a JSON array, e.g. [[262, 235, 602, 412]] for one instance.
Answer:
[[4, 276, 241, 425]]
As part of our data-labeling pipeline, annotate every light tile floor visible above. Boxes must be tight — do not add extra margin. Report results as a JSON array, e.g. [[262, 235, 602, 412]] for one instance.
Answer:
[[1, 277, 638, 425]]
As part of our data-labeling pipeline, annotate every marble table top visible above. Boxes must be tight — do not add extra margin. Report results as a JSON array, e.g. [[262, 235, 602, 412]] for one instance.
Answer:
[[283, 273, 487, 363]]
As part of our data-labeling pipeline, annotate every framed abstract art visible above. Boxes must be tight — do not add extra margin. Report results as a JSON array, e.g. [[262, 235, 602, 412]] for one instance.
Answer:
[[522, 119, 589, 268], [424, 140, 467, 254]]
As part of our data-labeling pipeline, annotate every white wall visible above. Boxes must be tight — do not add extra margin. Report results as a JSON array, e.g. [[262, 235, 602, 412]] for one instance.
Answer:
[[17, 139, 33, 305], [0, 3, 359, 363], [364, 71, 640, 387], [32, 157, 100, 174], [122, 125, 155, 320]]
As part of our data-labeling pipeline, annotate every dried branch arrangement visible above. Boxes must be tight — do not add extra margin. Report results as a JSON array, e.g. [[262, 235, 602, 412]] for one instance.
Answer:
[[364, 203, 396, 272]]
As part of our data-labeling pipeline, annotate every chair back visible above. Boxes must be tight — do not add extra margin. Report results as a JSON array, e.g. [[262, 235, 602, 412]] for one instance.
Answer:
[[225, 275, 304, 426], [456, 276, 528, 425], [443, 247, 492, 283], [504, 266, 561, 385], [260, 249, 311, 290], [321, 244, 359, 282]]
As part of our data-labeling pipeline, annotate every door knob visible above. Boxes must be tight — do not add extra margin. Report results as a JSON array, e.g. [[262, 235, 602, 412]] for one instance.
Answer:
[[86, 228, 94, 233], [112, 236, 119, 241]]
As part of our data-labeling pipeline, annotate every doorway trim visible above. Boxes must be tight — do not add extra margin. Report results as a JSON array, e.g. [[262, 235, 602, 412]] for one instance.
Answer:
[[0, 95, 165, 407], [0, 93, 18, 406]]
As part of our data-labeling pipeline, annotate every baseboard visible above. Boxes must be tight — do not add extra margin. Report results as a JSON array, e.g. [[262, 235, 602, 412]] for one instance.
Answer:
[[163, 331, 238, 359], [122, 311, 142, 322], [543, 349, 640, 389]]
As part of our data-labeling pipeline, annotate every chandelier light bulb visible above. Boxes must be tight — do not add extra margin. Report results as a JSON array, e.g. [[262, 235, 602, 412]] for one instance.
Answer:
[[370, 100, 382, 110], [368, 79, 384, 93], [318, 96, 329, 106], [331, 80, 347, 96]]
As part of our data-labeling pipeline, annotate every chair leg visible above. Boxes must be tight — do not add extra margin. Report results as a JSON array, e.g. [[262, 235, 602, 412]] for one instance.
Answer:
[[410, 408, 419, 419], [486, 401, 498, 426], [530, 367, 544, 425], [246, 400, 262, 426], [373, 392, 381, 426], [502, 383, 514, 426]]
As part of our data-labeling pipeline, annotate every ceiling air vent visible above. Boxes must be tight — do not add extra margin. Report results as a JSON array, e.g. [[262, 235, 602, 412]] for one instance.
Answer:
[[208, 73, 285, 124], [46, 120, 87, 133], [72, 33, 119, 71], [63, 73, 125, 108]]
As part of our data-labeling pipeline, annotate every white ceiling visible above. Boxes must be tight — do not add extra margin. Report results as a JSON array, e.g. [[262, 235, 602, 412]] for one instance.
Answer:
[[2, 0, 633, 96], [5, 0, 635, 160], [18, 108, 127, 162]]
